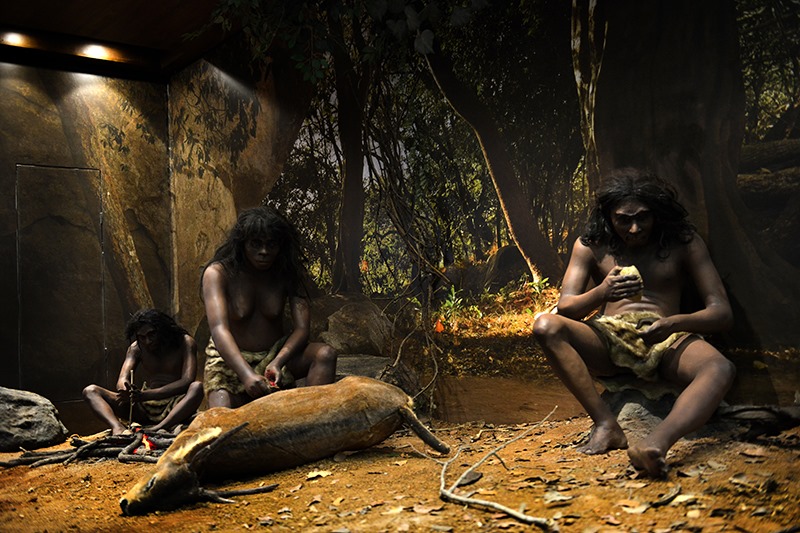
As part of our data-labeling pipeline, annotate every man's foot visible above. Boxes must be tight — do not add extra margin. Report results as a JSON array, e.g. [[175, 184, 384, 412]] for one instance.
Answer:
[[576, 424, 628, 455], [627, 445, 668, 478], [110, 424, 128, 436]]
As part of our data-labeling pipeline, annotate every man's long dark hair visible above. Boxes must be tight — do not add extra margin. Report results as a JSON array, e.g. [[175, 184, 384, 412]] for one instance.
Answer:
[[124, 308, 187, 352], [581, 168, 696, 258], [201, 205, 310, 297]]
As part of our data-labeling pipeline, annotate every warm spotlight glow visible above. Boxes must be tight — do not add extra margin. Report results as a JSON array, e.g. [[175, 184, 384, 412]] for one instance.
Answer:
[[2, 33, 28, 47], [80, 44, 113, 60]]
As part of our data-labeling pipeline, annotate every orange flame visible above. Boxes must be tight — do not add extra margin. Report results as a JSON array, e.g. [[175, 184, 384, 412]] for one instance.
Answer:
[[141, 434, 153, 451]]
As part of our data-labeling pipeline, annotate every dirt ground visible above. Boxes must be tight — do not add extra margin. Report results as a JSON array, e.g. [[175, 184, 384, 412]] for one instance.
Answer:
[[1, 414, 799, 533], [2, 288, 799, 532]]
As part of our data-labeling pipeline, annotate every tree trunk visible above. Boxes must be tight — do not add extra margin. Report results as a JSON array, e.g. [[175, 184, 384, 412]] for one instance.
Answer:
[[573, 0, 800, 347], [739, 139, 800, 172], [329, 12, 367, 294], [424, 51, 563, 282], [737, 167, 800, 210]]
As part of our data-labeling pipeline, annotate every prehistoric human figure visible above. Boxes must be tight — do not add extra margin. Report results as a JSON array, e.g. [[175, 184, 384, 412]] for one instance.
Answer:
[[533, 168, 736, 477], [202, 205, 337, 408], [83, 309, 204, 435]]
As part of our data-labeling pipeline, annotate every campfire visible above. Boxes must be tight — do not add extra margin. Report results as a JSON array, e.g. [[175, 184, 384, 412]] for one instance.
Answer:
[[0, 427, 179, 469]]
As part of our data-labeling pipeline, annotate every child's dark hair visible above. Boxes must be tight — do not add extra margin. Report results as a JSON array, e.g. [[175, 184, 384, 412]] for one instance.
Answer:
[[581, 168, 695, 258], [124, 308, 187, 352], [201, 205, 310, 297]]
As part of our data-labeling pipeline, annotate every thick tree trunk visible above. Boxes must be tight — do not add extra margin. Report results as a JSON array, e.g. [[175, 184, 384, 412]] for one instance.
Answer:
[[573, 0, 800, 347], [329, 12, 367, 294], [424, 51, 563, 282], [739, 139, 800, 172], [737, 167, 800, 210]]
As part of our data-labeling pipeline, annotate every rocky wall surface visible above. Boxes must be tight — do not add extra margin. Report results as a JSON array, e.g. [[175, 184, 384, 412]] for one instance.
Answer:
[[0, 63, 170, 401], [169, 37, 312, 337]]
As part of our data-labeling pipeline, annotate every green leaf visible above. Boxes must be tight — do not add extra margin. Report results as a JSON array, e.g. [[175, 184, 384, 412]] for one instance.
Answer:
[[386, 18, 407, 40], [414, 29, 434, 54], [405, 6, 420, 31], [450, 6, 471, 26], [367, 0, 388, 20]]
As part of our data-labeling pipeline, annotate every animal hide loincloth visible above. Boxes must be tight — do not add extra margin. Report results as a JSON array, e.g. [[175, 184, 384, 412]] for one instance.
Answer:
[[204, 336, 295, 396], [587, 311, 691, 382], [140, 391, 184, 424]]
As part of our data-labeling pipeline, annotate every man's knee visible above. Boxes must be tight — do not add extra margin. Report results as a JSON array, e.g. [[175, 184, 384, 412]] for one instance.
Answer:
[[533, 313, 566, 343], [715, 357, 737, 387], [82, 384, 101, 400]]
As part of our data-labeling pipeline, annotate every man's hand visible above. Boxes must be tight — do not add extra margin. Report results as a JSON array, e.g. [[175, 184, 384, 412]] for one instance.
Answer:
[[242, 372, 271, 399], [602, 267, 644, 302], [640, 317, 675, 345], [118, 382, 144, 404], [115, 387, 131, 407]]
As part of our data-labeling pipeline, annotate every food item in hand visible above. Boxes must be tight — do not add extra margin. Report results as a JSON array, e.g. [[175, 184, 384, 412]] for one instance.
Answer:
[[618, 265, 643, 301]]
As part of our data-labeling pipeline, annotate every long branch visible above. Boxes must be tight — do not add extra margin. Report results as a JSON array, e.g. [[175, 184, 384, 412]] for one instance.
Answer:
[[438, 407, 559, 531]]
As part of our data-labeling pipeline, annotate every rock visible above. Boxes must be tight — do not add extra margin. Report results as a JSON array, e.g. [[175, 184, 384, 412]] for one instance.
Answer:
[[315, 295, 392, 356], [602, 387, 737, 438], [0, 387, 69, 452], [483, 245, 529, 291], [336, 354, 392, 380], [604, 388, 675, 435], [334, 355, 427, 410]]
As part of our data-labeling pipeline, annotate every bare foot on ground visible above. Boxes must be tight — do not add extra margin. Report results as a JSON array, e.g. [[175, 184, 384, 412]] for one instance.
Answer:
[[576, 424, 628, 454], [627, 445, 668, 478]]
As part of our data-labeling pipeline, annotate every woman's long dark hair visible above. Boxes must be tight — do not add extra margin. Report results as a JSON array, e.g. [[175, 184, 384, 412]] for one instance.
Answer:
[[201, 205, 310, 297], [124, 308, 187, 352], [581, 168, 695, 258]]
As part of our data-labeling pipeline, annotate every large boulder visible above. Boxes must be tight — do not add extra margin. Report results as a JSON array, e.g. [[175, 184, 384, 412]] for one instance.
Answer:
[[0, 387, 69, 452], [312, 294, 392, 357], [483, 245, 529, 291]]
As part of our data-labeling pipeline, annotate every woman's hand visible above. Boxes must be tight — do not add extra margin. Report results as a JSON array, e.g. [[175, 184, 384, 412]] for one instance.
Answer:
[[242, 372, 270, 399], [265, 363, 282, 390]]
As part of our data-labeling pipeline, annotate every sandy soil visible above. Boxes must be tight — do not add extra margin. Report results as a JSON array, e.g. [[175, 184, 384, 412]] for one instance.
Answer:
[[1, 414, 798, 533]]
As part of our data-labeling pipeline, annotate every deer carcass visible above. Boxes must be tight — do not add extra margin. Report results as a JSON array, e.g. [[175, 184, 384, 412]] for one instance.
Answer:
[[120, 376, 449, 515]]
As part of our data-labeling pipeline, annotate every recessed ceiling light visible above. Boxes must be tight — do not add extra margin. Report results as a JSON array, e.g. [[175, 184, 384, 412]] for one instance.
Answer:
[[80, 44, 113, 60], [2, 33, 28, 47]]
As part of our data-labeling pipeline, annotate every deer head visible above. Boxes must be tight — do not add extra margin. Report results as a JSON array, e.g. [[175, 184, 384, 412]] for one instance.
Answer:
[[120, 423, 247, 515]]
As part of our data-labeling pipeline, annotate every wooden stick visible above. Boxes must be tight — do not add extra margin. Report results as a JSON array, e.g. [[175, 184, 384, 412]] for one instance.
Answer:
[[128, 369, 135, 428], [438, 407, 559, 532]]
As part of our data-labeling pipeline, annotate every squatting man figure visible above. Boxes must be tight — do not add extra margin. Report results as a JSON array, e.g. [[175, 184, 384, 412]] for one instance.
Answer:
[[534, 168, 736, 477], [202, 205, 337, 408], [83, 309, 204, 435]]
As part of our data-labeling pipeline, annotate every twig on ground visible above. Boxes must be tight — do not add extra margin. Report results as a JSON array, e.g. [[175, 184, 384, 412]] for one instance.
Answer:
[[438, 406, 559, 532]]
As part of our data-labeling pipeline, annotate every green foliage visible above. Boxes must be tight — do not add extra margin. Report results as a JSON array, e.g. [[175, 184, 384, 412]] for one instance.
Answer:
[[736, 0, 800, 141], [438, 285, 483, 326]]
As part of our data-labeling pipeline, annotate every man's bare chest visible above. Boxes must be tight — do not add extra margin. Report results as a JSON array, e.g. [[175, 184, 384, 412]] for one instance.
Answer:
[[596, 250, 685, 291]]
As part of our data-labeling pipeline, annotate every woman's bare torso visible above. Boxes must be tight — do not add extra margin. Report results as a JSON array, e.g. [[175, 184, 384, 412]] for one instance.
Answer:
[[224, 269, 288, 352]]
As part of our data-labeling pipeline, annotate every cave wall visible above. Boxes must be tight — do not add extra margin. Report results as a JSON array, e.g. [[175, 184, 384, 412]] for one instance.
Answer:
[[0, 63, 170, 402], [0, 36, 309, 416], [169, 38, 311, 340]]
